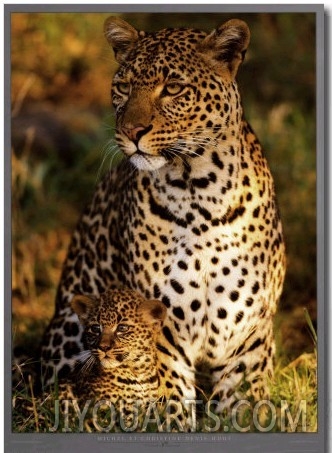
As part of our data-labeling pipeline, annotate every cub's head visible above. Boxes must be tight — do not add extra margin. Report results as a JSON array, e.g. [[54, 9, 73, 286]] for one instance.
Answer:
[[71, 289, 166, 370], [104, 17, 250, 171]]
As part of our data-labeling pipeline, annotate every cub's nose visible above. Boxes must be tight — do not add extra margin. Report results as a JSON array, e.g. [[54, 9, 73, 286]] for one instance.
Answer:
[[98, 333, 115, 352]]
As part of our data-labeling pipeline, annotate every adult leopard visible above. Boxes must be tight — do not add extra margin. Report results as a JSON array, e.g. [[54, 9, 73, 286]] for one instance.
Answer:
[[41, 17, 286, 416]]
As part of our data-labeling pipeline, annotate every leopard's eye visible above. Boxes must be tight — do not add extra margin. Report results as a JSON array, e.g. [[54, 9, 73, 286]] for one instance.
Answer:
[[88, 324, 101, 334], [117, 324, 129, 334], [115, 82, 131, 95], [163, 83, 184, 96]]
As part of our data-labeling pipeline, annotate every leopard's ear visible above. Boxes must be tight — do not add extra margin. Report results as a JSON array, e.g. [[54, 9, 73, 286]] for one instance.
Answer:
[[138, 299, 167, 327], [71, 295, 98, 324], [104, 16, 144, 64], [197, 19, 250, 79]]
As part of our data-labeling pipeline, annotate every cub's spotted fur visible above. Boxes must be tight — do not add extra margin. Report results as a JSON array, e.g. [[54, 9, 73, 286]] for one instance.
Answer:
[[41, 17, 286, 416]]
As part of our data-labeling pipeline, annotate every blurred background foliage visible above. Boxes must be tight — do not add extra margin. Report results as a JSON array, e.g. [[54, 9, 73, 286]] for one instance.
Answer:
[[11, 12, 316, 361]]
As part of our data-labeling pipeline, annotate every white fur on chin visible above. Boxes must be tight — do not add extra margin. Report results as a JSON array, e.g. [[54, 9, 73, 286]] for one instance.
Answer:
[[130, 153, 167, 171]]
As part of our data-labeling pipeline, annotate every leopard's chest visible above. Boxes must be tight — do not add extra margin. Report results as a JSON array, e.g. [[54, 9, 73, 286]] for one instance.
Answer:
[[121, 190, 261, 301]]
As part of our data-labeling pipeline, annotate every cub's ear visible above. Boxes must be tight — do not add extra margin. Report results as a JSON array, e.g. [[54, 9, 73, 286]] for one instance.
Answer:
[[71, 295, 98, 324], [104, 16, 143, 64], [138, 299, 167, 327], [197, 19, 250, 79]]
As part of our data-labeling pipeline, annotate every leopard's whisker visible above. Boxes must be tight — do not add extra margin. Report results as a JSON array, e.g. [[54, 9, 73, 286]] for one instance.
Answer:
[[77, 354, 97, 376], [75, 350, 93, 363], [96, 142, 119, 181]]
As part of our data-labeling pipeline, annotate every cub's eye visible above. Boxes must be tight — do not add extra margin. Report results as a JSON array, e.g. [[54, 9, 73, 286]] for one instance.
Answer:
[[88, 324, 101, 334], [117, 324, 129, 334], [115, 82, 131, 95], [163, 83, 184, 96]]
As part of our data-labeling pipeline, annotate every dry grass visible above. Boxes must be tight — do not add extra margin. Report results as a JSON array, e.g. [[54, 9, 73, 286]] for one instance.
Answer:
[[12, 349, 317, 433]]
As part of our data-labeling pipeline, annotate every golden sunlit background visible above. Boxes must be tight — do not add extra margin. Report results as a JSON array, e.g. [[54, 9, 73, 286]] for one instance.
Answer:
[[11, 12, 316, 365]]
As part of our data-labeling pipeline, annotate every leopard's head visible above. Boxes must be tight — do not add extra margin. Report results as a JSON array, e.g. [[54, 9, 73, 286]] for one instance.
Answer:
[[104, 17, 250, 171], [71, 289, 166, 370]]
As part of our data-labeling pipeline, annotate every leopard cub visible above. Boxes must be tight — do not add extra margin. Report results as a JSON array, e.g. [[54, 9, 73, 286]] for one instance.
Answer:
[[59, 289, 166, 428]]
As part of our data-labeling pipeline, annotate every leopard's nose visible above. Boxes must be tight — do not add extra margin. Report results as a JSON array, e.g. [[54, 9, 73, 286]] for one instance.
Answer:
[[121, 124, 152, 143]]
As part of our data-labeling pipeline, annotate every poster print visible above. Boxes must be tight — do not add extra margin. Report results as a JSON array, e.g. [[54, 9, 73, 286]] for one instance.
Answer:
[[6, 4, 326, 453]]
